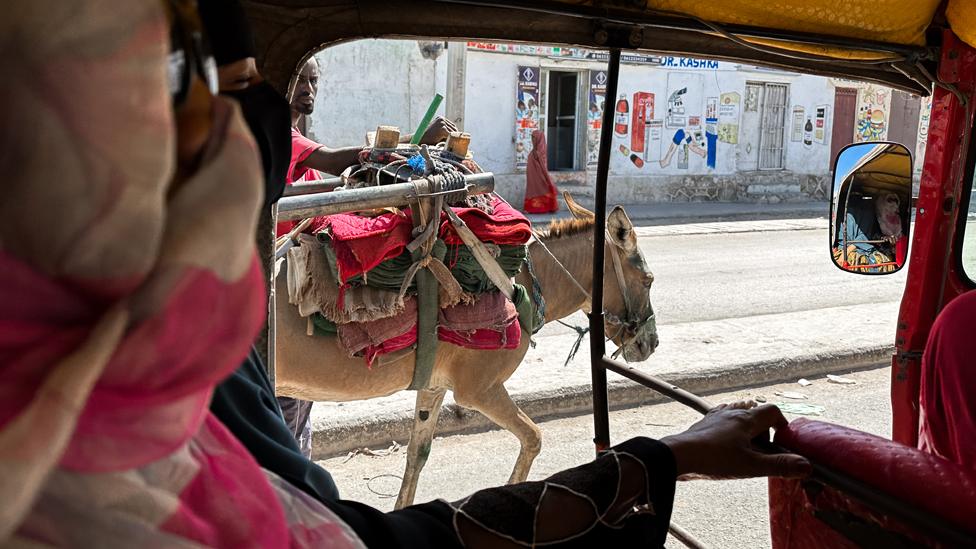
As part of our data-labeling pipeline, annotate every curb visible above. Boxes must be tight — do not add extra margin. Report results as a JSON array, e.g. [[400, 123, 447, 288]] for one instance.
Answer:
[[312, 344, 892, 459], [527, 210, 828, 228]]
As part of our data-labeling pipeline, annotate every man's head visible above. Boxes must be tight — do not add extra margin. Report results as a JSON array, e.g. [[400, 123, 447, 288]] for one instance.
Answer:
[[291, 57, 319, 117]]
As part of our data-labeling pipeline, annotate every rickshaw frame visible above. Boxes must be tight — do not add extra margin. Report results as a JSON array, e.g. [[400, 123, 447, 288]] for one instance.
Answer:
[[246, 2, 976, 544]]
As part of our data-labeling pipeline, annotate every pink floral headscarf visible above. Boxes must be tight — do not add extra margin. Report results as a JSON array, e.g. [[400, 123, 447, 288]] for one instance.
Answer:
[[0, 2, 362, 546]]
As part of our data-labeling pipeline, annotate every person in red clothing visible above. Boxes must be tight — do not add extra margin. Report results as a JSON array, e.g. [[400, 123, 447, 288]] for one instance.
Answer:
[[522, 130, 559, 213], [918, 290, 976, 469], [286, 57, 457, 184]]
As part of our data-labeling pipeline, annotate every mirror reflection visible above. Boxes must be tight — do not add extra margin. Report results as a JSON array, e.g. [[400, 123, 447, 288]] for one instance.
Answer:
[[830, 142, 913, 274]]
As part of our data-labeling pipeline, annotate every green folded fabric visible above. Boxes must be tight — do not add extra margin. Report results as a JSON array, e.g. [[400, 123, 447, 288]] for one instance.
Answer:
[[447, 244, 526, 294]]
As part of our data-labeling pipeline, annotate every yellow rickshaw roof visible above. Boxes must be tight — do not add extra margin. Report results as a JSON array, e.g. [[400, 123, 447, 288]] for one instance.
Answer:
[[540, 0, 975, 52]]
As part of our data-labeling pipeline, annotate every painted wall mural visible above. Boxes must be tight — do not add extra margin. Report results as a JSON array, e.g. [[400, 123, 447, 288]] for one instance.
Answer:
[[717, 92, 740, 144], [915, 95, 932, 173], [585, 66, 751, 175], [854, 84, 891, 142]]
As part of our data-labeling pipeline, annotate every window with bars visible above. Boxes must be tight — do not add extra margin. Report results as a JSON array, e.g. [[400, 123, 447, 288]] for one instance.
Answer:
[[758, 82, 789, 170]]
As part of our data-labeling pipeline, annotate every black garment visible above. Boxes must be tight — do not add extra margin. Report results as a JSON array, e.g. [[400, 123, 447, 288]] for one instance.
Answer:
[[211, 353, 676, 548], [210, 348, 340, 501], [197, 0, 256, 66], [225, 82, 292, 208], [323, 437, 676, 548]]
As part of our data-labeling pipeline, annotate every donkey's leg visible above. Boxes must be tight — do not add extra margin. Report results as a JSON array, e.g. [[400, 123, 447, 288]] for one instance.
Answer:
[[395, 386, 448, 509], [454, 383, 541, 484]]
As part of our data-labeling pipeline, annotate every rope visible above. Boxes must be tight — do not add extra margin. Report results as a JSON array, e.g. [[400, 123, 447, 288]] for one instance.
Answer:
[[556, 320, 589, 367], [528, 236, 592, 303]]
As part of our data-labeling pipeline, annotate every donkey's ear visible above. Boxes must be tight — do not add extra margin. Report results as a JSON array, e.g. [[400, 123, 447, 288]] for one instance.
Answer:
[[563, 191, 595, 221], [607, 206, 638, 252]]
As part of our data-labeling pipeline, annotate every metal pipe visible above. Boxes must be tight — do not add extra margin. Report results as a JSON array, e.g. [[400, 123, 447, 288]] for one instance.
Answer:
[[276, 173, 494, 221], [588, 48, 621, 455], [282, 179, 344, 196], [668, 522, 710, 549], [600, 357, 713, 414]]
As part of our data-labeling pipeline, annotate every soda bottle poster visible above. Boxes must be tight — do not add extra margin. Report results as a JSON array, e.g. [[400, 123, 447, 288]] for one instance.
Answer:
[[587, 70, 608, 167], [515, 65, 540, 170]]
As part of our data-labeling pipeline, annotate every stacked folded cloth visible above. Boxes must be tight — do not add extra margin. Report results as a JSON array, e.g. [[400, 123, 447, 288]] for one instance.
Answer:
[[286, 195, 541, 367]]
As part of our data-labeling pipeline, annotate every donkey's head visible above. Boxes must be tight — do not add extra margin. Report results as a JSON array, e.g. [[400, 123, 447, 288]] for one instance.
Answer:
[[564, 193, 658, 362]]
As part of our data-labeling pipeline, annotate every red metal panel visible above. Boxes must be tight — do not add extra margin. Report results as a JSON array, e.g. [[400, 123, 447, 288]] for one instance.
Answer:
[[892, 30, 976, 445]]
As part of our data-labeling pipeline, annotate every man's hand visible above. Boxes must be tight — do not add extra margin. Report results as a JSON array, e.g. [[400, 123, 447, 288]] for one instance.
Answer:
[[661, 401, 811, 480], [418, 116, 457, 145]]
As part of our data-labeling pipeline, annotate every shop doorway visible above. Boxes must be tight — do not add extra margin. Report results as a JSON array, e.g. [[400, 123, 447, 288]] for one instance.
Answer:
[[830, 87, 857, 165], [739, 81, 789, 171], [546, 71, 579, 171]]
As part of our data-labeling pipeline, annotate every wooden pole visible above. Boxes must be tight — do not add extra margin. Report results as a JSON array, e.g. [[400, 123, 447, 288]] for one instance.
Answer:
[[276, 172, 494, 221]]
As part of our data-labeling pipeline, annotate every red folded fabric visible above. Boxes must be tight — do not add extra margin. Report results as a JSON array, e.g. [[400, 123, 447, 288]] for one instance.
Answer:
[[321, 211, 414, 283], [359, 317, 522, 366], [363, 326, 418, 367], [439, 291, 517, 332], [338, 299, 417, 357], [440, 195, 532, 245], [438, 319, 521, 350]]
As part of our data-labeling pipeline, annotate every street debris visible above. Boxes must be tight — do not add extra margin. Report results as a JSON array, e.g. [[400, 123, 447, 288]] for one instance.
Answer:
[[365, 473, 403, 498], [797, 378, 812, 387], [776, 402, 826, 416], [775, 391, 808, 400], [755, 395, 767, 403], [827, 374, 857, 385], [344, 441, 402, 463]]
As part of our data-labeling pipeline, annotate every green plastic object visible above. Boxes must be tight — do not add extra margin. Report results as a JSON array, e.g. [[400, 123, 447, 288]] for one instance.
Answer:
[[410, 94, 444, 145]]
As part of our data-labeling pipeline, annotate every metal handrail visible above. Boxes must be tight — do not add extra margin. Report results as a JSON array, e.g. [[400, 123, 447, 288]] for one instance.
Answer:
[[275, 172, 494, 221]]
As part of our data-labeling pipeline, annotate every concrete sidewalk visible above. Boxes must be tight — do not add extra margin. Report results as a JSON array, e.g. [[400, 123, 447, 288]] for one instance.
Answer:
[[525, 200, 829, 227], [310, 301, 896, 458]]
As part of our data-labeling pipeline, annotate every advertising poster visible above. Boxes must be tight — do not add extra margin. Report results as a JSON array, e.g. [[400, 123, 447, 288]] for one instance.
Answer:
[[814, 105, 830, 144], [791, 106, 806, 142], [717, 91, 740, 144], [515, 65, 540, 170], [587, 70, 608, 167]]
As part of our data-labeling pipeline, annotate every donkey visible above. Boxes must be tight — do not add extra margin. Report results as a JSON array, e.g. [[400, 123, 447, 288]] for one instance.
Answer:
[[274, 194, 658, 508]]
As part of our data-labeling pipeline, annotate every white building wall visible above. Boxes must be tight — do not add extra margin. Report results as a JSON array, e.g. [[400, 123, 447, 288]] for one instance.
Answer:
[[463, 52, 539, 177], [308, 39, 842, 204], [308, 40, 447, 149]]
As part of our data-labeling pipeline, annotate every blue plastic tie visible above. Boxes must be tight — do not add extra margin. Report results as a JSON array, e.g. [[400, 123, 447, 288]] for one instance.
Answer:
[[407, 155, 426, 174]]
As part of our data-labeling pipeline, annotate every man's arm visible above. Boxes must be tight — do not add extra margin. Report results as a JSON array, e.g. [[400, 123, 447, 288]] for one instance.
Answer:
[[399, 116, 457, 146], [298, 146, 362, 177]]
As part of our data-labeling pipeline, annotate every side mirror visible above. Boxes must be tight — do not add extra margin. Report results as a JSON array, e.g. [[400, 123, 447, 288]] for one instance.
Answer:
[[830, 142, 913, 275]]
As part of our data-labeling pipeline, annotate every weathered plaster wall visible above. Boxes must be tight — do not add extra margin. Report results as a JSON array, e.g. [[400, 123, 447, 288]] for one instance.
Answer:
[[308, 40, 447, 152]]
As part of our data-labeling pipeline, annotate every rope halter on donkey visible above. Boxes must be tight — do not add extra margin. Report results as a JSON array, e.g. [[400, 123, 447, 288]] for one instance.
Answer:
[[529, 226, 655, 365]]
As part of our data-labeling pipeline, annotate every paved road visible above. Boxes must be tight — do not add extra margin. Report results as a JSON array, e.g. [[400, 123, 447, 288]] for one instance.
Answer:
[[636, 219, 906, 324], [320, 365, 892, 549], [530, 217, 906, 349]]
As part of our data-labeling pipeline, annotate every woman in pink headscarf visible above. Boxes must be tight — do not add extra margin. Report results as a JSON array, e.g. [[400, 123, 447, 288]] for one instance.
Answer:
[[0, 2, 360, 546], [522, 130, 559, 213], [875, 191, 908, 267]]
